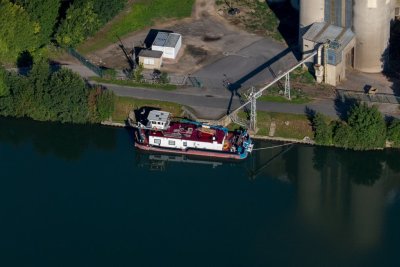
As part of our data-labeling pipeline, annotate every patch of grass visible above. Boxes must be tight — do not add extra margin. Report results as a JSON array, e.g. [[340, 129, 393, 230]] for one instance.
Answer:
[[267, 112, 313, 139], [91, 76, 177, 90], [290, 68, 315, 85], [258, 95, 311, 104], [216, 0, 283, 41], [237, 110, 313, 139], [257, 84, 312, 104], [112, 96, 183, 123], [79, 0, 195, 53]]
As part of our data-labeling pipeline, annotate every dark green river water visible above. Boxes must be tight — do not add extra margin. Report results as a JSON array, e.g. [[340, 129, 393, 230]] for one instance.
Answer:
[[0, 117, 399, 267]]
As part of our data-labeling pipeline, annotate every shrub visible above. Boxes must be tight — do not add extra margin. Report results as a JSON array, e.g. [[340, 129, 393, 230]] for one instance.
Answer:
[[332, 122, 355, 149], [347, 103, 386, 150], [387, 119, 400, 146], [312, 113, 332, 145]]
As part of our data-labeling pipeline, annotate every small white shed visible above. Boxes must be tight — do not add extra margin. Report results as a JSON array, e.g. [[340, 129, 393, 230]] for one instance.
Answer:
[[151, 32, 182, 59]]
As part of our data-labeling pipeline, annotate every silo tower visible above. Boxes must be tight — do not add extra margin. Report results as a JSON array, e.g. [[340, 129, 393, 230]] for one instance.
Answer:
[[299, 0, 325, 36], [353, 0, 392, 73]]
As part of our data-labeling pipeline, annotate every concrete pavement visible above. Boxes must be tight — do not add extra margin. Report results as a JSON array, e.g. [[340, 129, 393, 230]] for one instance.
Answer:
[[101, 82, 339, 119]]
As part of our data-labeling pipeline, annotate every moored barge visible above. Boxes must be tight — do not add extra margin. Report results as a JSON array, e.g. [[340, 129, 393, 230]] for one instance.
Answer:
[[133, 110, 253, 160]]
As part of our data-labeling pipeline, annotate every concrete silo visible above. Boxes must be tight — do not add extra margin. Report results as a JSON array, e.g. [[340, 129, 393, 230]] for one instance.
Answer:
[[353, 0, 392, 73], [299, 0, 325, 36]]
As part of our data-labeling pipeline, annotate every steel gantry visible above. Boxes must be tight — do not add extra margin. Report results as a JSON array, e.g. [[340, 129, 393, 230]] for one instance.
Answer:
[[229, 48, 320, 132]]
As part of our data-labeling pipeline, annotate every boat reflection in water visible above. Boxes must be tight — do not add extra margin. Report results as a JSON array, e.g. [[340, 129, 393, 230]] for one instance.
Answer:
[[135, 151, 232, 171]]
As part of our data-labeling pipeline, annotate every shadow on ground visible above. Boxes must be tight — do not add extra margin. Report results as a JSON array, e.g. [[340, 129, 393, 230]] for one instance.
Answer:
[[267, 0, 301, 58], [382, 20, 400, 96]]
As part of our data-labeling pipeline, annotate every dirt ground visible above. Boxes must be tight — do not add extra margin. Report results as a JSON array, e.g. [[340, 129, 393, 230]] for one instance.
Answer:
[[84, 0, 267, 75]]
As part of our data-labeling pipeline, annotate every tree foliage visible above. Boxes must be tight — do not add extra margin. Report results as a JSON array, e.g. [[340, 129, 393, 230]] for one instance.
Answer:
[[75, 0, 126, 25], [346, 103, 386, 150], [56, 1, 100, 47], [0, 60, 115, 124], [133, 63, 144, 82], [387, 119, 400, 146], [332, 122, 355, 149], [314, 103, 388, 150], [312, 113, 332, 145], [14, 0, 61, 47], [0, 0, 38, 61], [0, 67, 9, 97]]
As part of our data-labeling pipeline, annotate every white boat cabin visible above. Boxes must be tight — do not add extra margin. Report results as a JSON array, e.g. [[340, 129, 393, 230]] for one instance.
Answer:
[[146, 110, 171, 130]]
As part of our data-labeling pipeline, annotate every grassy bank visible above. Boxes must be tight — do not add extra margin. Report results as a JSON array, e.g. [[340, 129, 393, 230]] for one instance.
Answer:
[[112, 96, 183, 123], [79, 0, 195, 53], [237, 110, 313, 140], [91, 77, 177, 91]]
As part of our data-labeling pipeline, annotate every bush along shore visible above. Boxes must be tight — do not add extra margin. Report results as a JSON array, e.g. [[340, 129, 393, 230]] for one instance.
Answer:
[[312, 103, 400, 150], [0, 59, 115, 124]]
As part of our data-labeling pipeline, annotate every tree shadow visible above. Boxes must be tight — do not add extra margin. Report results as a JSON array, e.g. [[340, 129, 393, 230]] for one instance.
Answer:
[[16, 51, 33, 75], [304, 106, 316, 123], [334, 93, 358, 121]]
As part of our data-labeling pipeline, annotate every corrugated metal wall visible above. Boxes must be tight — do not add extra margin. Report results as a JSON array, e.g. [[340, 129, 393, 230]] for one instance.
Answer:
[[324, 0, 353, 28]]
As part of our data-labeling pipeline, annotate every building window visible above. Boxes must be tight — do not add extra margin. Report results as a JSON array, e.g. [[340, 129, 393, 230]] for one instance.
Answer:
[[144, 58, 155, 65], [154, 139, 161, 145], [168, 140, 175, 146]]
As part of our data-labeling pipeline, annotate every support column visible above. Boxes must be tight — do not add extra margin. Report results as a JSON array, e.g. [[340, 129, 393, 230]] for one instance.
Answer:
[[284, 74, 291, 100]]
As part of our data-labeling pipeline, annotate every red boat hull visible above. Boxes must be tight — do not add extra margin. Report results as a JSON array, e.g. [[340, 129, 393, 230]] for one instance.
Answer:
[[135, 143, 247, 160]]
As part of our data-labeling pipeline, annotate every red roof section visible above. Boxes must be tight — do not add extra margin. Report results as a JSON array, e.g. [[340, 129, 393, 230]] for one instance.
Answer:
[[149, 121, 226, 144]]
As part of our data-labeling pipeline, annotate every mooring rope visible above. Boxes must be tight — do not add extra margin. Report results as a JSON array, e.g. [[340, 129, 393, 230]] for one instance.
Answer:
[[252, 142, 296, 151]]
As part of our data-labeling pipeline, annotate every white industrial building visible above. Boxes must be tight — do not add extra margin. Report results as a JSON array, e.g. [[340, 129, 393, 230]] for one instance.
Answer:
[[151, 32, 182, 59], [290, 0, 400, 85]]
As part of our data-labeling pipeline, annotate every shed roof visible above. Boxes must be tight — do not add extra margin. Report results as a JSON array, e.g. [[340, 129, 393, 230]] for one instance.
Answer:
[[152, 32, 181, 48], [303, 22, 355, 49], [138, 50, 163, 58], [153, 32, 169, 47], [164, 33, 181, 48]]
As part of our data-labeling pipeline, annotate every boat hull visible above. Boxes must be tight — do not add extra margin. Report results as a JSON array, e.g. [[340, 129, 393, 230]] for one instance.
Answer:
[[135, 142, 248, 160]]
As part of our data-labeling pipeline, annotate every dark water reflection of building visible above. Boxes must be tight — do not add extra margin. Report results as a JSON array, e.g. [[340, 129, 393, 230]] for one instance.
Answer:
[[286, 145, 400, 253]]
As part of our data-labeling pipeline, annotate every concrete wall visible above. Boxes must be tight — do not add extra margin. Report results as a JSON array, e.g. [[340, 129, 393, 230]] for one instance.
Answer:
[[353, 0, 392, 73], [138, 56, 162, 70]]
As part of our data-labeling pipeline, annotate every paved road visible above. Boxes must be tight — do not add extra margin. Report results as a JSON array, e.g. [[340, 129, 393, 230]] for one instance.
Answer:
[[101, 82, 339, 119]]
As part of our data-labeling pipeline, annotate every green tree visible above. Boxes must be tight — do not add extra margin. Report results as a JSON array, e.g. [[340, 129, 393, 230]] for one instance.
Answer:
[[0, 67, 9, 97], [332, 122, 354, 149], [75, 0, 126, 25], [347, 103, 386, 150], [48, 68, 89, 123], [312, 113, 332, 145], [14, 0, 61, 47], [133, 63, 144, 82], [159, 72, 170, 84], [28, 58, 53, 120], [0, 0, 38, 62], [56, 1, 100, 47], [387, 119, 400, 146]]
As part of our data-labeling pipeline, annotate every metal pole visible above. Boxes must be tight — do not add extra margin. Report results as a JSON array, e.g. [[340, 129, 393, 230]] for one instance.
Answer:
[[250, 87, 257, 132], [284, 73, 291, 100]]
